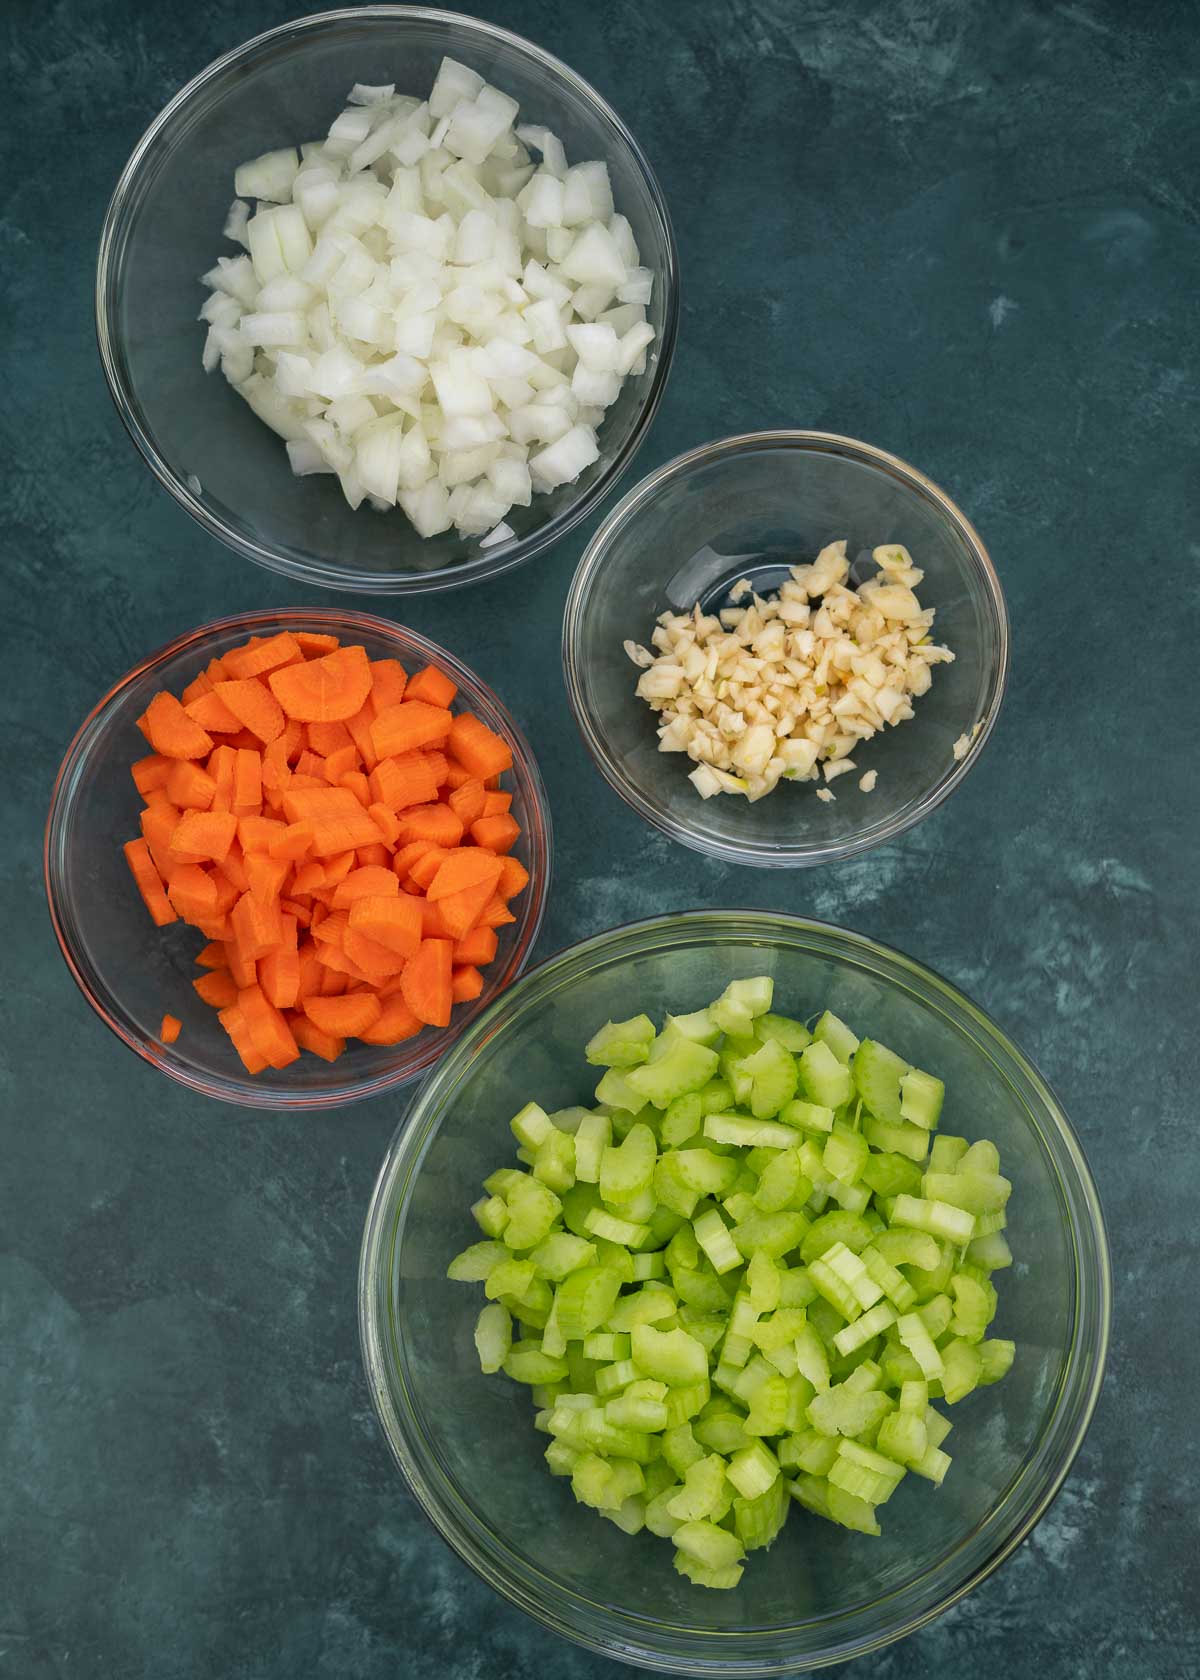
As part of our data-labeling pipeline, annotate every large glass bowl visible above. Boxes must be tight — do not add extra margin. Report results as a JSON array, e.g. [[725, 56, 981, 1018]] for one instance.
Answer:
[[96, 7, 678, 595], [44, 609, 550, 1110], [360, 911, 1108, 1674], [562, 433, 1008, 867]]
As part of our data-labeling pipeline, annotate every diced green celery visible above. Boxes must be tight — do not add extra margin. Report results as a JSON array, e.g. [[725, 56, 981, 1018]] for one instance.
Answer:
[[504, 1343, 569, 1385], [599, 1122, 657, 1206], [783, 1428, 840, 1476], [861, 1150, 924, 1198], [545, 1438, 583, 1476], [749, 1306, 805, 1356], [733, 1473, 790, 1550], [928, 1133, 968, 1172], [921, 1170, 1012, 1217], [743, 1372, 790, 1436], [661, 1377, 710, 1427], [978, 1338, 1016, 1385], [662, 1091, 703, 1146], [723, 1191, 758, 1225], [677, 1309, 726, 1357], [780, 1097, 835, 1134], [950, 1273, 997, 1342], [667, 1453, 728, 1521], [588, 1235, 635, 1285], [910, 1444, 952, 1484], [756, 1012, 813, 1052], [606, 1385, 670, 1432], [890, 1194, 975, 1246], [510, 1101, 554, 1151], [823, 1241, 884, 1309], [876, 1409, 927, 1466], [710, 976, 774, 1035], [694, 1409, 753, 1454], [778, 1267, 818, 1308], [918, 1292, 954, 1341], [473, 1303, 512, 1374], [482, 1166, 526, 1199], [704, 1114, 798, 1149], [751, 1150, 803, 1216], [627, 1037, 720, 1109], [604, 1492, 648, 1534], [631, 1251, 666, 1282], [672, 1266, 734, 1314], [483, 1257, 537, 1302], [632, 1322, 709, 1387], [730, 1211, 809, 1261], [572, 1112, 612, 1185], [447, 1240, 509, 1282], [471, 1194, 509, 1238], [652, 1156, 701, 1220], [807, 1256, 861, 1322], [693, 1207, 742, 1274], [823, 1124, 870, 1186], [799, 1040, 854, 1108], [959, 1139, 1001, 1175], [880, 1342, 924, 1389], [966, 1230, 1013, 1271], [607, 1285, 677, 1333], [585, 1013, 657, 1068], [899, 1378, 928, 1413], [595, 1358, 638, 1396], [503, 1176, 563, 1250], [829, 1448, 904, 1506], [662, 1421, 705, 1475], [583, 1330, 630, 1362], [783, 1371, 815, 1429], [862, 1112, 930, 1162], [528, 1232, 595, 1281], [674, 1553, 744, 1589], [583, 1207, 651, 1248], [532, 1128, 576, 1192], [674, 1516, 746, 1574], [801, 1209, 875, 1269], [727, 1439, 781, 1500], [745, 1248, 782, 1312], [551, 1107, 591, 1136], [698, 1077, 735, 1115], [741, 1037, 800, 1118], [571, 1451, 645, 1511], [826, 1177, 873, 1215], [672, 1148, 740, 1195], [940, 1337, 982, 1403], [540, 1293, 566, 1359], [578, 1409, 657, 1462], [804, 1009, 856, 1065], [872, 1228, 941, 1272], [852, 1039, 909, 1124], [553, 1266, 622, 1339], [807, 1385, 892, 1439], [899, 1067, 944, 1129], [841, 1357, 882, 1395], [791, 1320, 830, 1394], [645, 1481, 685, 1537], [665, 1223, 700, 1273], [859, 1245, 917, 1312], [833, 1301, 896, 1357], [662, 1008, 722, 1047], [896, 1312, 945, 1380]]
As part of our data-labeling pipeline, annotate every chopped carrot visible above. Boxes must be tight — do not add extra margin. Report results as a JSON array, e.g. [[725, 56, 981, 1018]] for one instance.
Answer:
[[268, 644, 372, 722], [447, 777, 487, 827], [239, 814, 284, 854], [293, 630, 341, 656], [239, 983, 301, 1069], [224, 941, 257, 990], [356, 842, 391, 868], [368, 802, 400, 847], [401, 938, 453, 1027], [167, 864, 219, 923], [405, 664, 458, 708], [268, 820, 315, 862], [290, 1016, 346, 1061], [345, 701, 379, 772], [320, 742, 359, 785], [453, 926, 498, 967], [213, 678, 285, 744], [171, 809, 238, 865], [406, 846, 449, 891], [218, 1004, 268, 1074], [480, 789, 513, 817], [368, 754, 440, 812], [358, 994, 422, 1045], [292, 860, 326, 894], [194, 969, 239, 1009], [140, 691, 214, 760], [131, 754, 172, 796], [396, 803, 464, 849], [123, 838, 177, 926], [195, 940, 228, 969], [259, 943, 301, 1011], [341, 770, 371, 809], [217, 839, 250, 894], [295, 749, 325, 779], [246, 852, 290, 904], [306, 720, 352, 758], [181, 670, 213, 705], [347, 893, 423, 958], [141, 804, 201, 872], [232, 748, 263, 816], [443, 761, 476, 791], [427, 848, 503, 902], [447, 712, 512, 780], [392, 839, 438, 878], [302, 992, 382, 1038], [497, 856, 530, 900], [371, 700, 453, 759], [419, 897, 454, 939], [343, 926, 408, 979], [185, 689, 242, 733], [166, 759, 217, 811], [479, 895, 518, 929], [222, 631, 303, 680], [470, 813, 521, 855], [370, 658, 408, 709], [451, 965, 484, 1003], [434, 877, 498, 940], [230, 889, 284, 960], [208, 744, 237, 813], [331, 865, 399, 908]]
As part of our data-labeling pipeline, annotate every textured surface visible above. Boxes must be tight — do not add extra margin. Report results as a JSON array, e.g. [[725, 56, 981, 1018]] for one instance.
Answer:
[[2, 0, 1198, 1675]]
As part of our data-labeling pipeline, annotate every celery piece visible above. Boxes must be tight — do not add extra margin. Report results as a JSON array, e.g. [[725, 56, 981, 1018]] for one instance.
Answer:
[[572, 1452, 645, 1511], [665, 1223, 700, 1273], [727, 1439, 781, 1500], [922, 1170, 1012, 1216], [783, 1371, 815, 1430], [747, 1249, 783, 1312], [784, 1428, 840, 1476], [951, 1273, 997, 1342], [813, 1011, 860, 1065], [530, 1232, 596, 1281], [823, 1124, 870, 1187], [578, 1409, 658, 1463], [473, 1303, 512, 1374], [840, 1356, 881, 1394], [978, 1338, 1016, 1385], [606, 1387, 670, 1433], [697, 1077, 735, 1115], [723, 1191, 758, 1226], [910, 1443, 952, 1484], [510, 1101, 554, 1151], [861, 1150, 923, 1198], [588, 1235, 636, 1285], [607, 1285, 677, 1333], [545, 1438, 583, 1476], [600, 1122, 657, 1206], [829, 1447, 904, 1507], [674, 1552, 744, 1589], [551, 1107, 591, 1136], [672, 1266, 734, 1314], [741, 1038, 800, 1119], [966, 1230, 1013, 1271], [653, 1156, 702, 1220], [928, 1133, 969, 1172], [627, 1037, 720, 1109], [793, 1320, 831, 1393], [532, 1129, 576, 1192], [705, 1114, 798, 1149], [960, 1139, 1001, 1176], [694, 1207, 742, 1275], [671, 1147, 739, 1196], [862, 1113, 930, 1163], [504, 1344, 569, 1385], [447, 1240, 509, 1282], [940, 1337, 982, 1404], [733, 1474, 790, 1551], [694, 1408, 753, 1455], [890, 1194, 975, 1246], [807, 1386, 891, 1440], [583, 1207, 651, 1248], [899, 1067, 944, 1130], [585, 1014, 656, 1068], [553, 1266, 622, 1340], [674, 1516, 746, 1574], [645, 1481, 685, 1537], [678, 1310, 726, 1356], [780, 1098, 835, 1134], [756, 1012, 813, 1052], [799, 1040, 854, 1109], [595, 1358, 638, 1396], [752, 1149, 806, 1215], [471, 1195, 509, 1238], [880, 1342, 925, 1389], [743, 1372, 790, 1437], [877, 1409, 927, 1467], [710, 975, 774, 1033], [852, 1039, 909, 1124], [632, 1251, 667, 1282], [860, 1246, 917, 1312], [896, 1311, 945, 1380], [779, 1267, 818, 1308], [667, 1008, 724, 1046], [872, 1227, 941, 1272], [540, 1295, 567, 1359], [662, 1092, 703, 1146], [503, 1177, 563, 1250], [731, 1211, 809, 1261], [662, 1422, 705, 1476], [667, 1454, 728, 1521], [483, 1257, 537, 1302], [604, 1493, 648, 1535], [583, 1330, 630, 1362], [593, 1067, 645, 1113], [482, 1166, 526, 1199], [823, 1242, 885, 1310], [808, 1257, 861, 1323], [572, 1115, 611, 1185], [826, 1177, 873, 1215], [632, 1322, 709, 1387], [918, 1292, 954, 1342], [833, 1302, 896, 1357]]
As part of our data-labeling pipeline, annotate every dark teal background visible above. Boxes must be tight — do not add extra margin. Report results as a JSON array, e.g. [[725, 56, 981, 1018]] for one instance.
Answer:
[[2, 0, 1198, 1675]]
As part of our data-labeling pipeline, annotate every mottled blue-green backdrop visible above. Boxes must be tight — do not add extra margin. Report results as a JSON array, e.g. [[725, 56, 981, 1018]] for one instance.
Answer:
[[2, 0, 1197, 1675]]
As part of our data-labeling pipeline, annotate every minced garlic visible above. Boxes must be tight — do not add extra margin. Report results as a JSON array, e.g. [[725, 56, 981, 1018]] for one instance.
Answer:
[[625, 540, 954, 801]]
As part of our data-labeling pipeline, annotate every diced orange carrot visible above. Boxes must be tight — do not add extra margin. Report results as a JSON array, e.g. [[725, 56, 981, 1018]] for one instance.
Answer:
[[195, 940, 228, 969], [433, 877, 497, 940], [292, 860, 326, 894], [471, 813, 521, 855], [306, 719, 353, 757], [269, 644, 372, 722], [451, 965, 484, 1003], [406, 846, 449, 891], [318, 743, 358, 786], [341, 770, 371, 808], [396, 803, 464, 849], [290, 1016, 346, 1061], [131, 754, 172, 796], [392, 840, 438, 878], [358, 994, 422, 1045], [404, 665, 458, 708], [356, 843, 391, 869], [447, 777, 487, 827], [218, 1004, 268, 1074], [368, 754, 440, 812], [167, 864, 219, 924], [194, 969, 239, 1009], [419, 897, 453, 939], [370, 658, 408, 709], [259, 943, 301, 1010], [309, 809, 385, 856], [453, 926, 498, 967], [331, 866, 398, 908], [212, 678, 285, 744], [140, 803, 201, 873], [217, 838, 251, 894], [302, 992, 382, 1037], [317, 950, 358, 988], [345, 701, 379, 772], [496, 856, 530, 900], [401, 938, 453, 1027], [123, 838, 178, 926], [371, 700, 453, 759], [232, 748, 263, 816], [211, 872, 240, 918], [224, 941, 257, 990], [166, 759, 217, 811], [443, 761, 476, 791], [311, 910, 349, 947], [171, 809, 238, 865], [208, 744, 237, 813], [293, 631, 341, 656], [479, 895, 517, 929], [480, 789, 513, 817], [223, 631, 303, 680], [140, 691, 214, 760], [295, 749, 325, 779], [447, 712, 512, 780], [238, 814, 283, 854], [280, 785, 362, 822], [230, 889, 284, 961], [181, 670, 213, 705], [245, 852, 289, 905], [407, 749, 450, 787], [427, 848, 503, 902], [349, 892, 423, 957], [185, 689, 242, 733], [268, 820, 315, 862], [343, 926, 408, 979], [368, 802, 400, 847], [239, 983, 301, 1069]]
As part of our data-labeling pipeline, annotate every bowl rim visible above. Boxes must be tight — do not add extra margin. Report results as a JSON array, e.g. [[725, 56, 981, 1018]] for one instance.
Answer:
[[94, 4, 680, 597], [43, 605, 551, 1109], [561, 430, 1011, 868], [358, 908, 1110, 1674]]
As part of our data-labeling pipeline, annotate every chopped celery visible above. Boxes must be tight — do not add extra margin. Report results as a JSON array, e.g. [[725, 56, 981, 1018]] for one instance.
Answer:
[[694, 1207, 742, 1275], [600, 1122, 657, 1205], [780, 1097, 835, 1134], [662, 1091, 703, 1146], [801, 1209, 875, 1265], [741, 1038, 799, 1118], [627, 1036, 721, 1109], [852, 1039, 909, 1124], [471, 1194, 509, 1238], [755, 1012, 813, 1052], [899, 1067, 944, 1129], [862, 1113, 930, 1162], [705, 1114, 799, 1149], [585, 1014, 656, 1068], [573, 1113, 612, 1184], [929, 1133, 969, 1173], [474, 1303, 512, 1373], [812, 1010, 860, 1065], [799, 1041, 854, 1108], [890, 1194, 975, 1246], [823, 1125, 870, 1186], [447, 1240, 508, 1282], [532, 1129, 576, 1191]]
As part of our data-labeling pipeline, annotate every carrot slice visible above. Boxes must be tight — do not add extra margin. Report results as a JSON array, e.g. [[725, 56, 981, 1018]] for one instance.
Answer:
[[348, 893, 423, 958], [356, 843, 391, 869], [218, 1005, 269, 1074], [290, 1016, 346, 1061], [447, 712, 512, 779], [447, 777, 487, 827], [246, 852, 289, 904], [194, 970, 239, 1009], [371, 701, 454, 759], [239, 982, 301, 1069], [171, 809, 238, 865], [295, 749, 325, 779], [165, 760, 217, 812], [368, 802, 400, 847], [131, 754, 172, 796], [269, 644, 372, 722], [370, 658, 408, 709], [343, 926, 408, 979], [321, 743, 359, 785], [451, 965, 484, 1003], [479, 895, 517, 929], [230, 889, 284, 960], [396, 803, 464, 849], [213, 678, 286, 744], [195, 940, 228, 969], [358, 993, 422, 1045], [368, 755, 440, 812], [185, 689, 243, 733], [123, 838, 178, 926], [167, 864, 219, 924], [259, 944, 301, 1011], [392, 840, 438, 879], [406, 846, 449, 891], [140, 691, 214, 760], [453, 926, 498, 967], [496, 856, 530, 900], [292, 861, 326, 894], [217, 839, 250, 893], [269, 820, 315, 862], [238, 814, 283, 854], [427, 848, 503, 902], [331, 865, 399, 908], [443, 761, 476, 792], [293, 631, 341, 656], [401, 938, 453, 1027], [341, 770, 371, 809], [232, 748, 263, 816], [309, 809, 386, 856], [208, 745, 237, 813], [404, 665, 457, 708], [481, 790, 513, 817], [420, 897, 453, 940], [307, 719, 353, 757], [433, 877, 497, 940], [345, 701, 379, 772], [302, 992, 382, 1037], [223, 631, 303, 680], [471, 814, 521, 855]]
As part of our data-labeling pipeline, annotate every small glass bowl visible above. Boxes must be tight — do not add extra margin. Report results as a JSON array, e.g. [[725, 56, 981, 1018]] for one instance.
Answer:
[[360, 910, 1109, 1674], [44, 608, 550, 1109], [562, 432, 1008, 867], [96, 6, 679, 595]]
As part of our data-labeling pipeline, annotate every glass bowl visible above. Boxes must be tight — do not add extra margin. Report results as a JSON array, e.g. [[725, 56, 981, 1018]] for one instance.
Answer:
[[96, 6, 679, 595], [44, 608, 550, 1110], [562, 433, 1008, 867], [360, 910, 1108, 1675]]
